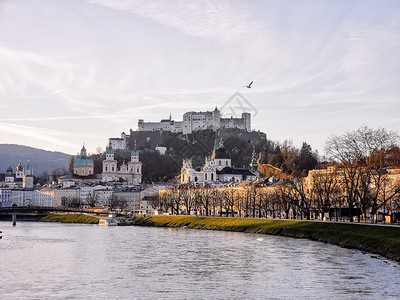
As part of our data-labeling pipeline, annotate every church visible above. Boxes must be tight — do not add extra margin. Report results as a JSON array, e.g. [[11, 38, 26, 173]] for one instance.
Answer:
[[73, 145, 94, 177], [102, 142, 142, 186], [180, 139, 257, 185]]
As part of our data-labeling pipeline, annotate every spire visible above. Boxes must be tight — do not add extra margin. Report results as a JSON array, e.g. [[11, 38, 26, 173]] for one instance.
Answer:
[[81, 143, 87, 156], [106, 140, 114, 155], [250, 146, 259, 174], [169, 113, 172, 121], [218, 137, 224, 149], [131, 140, 139, 157]]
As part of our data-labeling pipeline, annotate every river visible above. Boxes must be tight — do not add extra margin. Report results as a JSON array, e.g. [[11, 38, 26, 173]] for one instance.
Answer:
[[1, 221, 399, 299]]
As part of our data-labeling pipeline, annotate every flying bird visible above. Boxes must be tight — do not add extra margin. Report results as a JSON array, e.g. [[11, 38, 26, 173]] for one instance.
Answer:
[[244, 81, 253, 88]]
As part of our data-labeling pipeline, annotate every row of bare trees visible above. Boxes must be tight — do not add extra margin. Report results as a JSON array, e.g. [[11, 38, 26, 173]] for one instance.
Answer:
[[158, 170, 400, 222]]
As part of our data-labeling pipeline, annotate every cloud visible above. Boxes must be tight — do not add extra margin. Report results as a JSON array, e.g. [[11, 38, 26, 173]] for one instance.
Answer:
[[0, 122, 80, 152], [90, 0, 265, 44]]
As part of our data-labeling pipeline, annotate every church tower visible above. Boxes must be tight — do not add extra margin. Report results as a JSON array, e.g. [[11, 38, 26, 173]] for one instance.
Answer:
[[23, 160, 34, 189], [5, 166, 14, 183], [102, 143, 118, 182], [15, 161, 24, 179], [128, 141, 142, 185]]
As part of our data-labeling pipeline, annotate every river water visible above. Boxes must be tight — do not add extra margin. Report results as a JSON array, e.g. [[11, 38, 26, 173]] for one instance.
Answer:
[[1, 222, 399, 299]]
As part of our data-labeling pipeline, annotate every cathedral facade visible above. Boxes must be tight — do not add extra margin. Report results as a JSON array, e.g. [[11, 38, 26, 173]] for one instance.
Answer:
[[102, 144, 142, 186]]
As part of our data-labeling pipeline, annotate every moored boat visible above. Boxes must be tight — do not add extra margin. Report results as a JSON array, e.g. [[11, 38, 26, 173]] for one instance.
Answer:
[[99, 218, 118, 226]]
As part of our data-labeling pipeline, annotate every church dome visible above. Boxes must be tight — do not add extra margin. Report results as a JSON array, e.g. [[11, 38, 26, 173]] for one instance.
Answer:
[[73, 144, 94, 167], [212, 147, 231, 159], [73, 156, 94, 167]]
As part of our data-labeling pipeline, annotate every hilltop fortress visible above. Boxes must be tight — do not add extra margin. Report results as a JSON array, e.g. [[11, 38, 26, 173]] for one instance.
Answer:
[[137, 107, 251, 134]]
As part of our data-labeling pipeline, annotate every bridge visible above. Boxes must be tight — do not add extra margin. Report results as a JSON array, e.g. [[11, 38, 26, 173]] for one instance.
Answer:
[[0, 206, 110, 221]]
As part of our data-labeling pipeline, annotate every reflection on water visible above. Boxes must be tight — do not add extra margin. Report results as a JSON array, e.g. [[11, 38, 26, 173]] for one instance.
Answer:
[[1, 222, 399, 299]]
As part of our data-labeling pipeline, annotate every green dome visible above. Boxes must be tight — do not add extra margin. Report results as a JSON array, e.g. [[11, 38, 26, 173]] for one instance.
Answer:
[[73, 156, 94, 167]]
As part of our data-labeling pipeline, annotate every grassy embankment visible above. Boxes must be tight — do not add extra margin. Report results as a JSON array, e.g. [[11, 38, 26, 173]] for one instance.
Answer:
[[129, 215, 400, 262], [40, 213, 100, 224]]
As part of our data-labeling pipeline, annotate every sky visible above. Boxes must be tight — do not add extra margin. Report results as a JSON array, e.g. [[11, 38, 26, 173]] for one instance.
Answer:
[[1, 0, 399, 156]]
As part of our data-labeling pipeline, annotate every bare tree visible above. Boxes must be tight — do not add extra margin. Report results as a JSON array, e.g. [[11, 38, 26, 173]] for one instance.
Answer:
[[325, 126, 399, 222], [109, 194, 128, 211]]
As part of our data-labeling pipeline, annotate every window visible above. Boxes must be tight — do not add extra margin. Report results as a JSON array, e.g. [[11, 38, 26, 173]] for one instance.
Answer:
[[226, 160, 228, 166], [205, 173, 207, 181], [211, 173, 214, 180], [105, 166, 108, 172], [219, 161, 221, 166]]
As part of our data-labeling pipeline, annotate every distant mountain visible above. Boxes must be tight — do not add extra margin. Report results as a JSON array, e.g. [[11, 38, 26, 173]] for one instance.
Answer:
[[0, 144, 71, 176]]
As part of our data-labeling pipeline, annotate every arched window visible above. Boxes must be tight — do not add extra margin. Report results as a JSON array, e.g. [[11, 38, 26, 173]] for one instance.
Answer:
[[205, 173, 207, 181], [211, 173, 214, 181], [219, 161, 221, 166], [195, 177, 198, 182], [226, 160, 228, 166]]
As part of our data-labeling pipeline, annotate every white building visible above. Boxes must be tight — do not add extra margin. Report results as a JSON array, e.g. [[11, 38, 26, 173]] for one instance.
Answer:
[[109, 132, 127, 150], [102, 143, 142, 186], [32, 189, 56, 207], [93, 189, 113, 207], [138, 107, 251, 134], [181, 139, 256, 185]]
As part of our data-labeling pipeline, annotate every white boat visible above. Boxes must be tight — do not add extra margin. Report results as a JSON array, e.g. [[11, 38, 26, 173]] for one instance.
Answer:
[[99, 218, 118, 226]]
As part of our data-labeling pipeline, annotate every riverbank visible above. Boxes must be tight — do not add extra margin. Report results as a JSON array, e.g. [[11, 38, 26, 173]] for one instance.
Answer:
[[128, 215, 400, 262], [40, 213, 100, 224]]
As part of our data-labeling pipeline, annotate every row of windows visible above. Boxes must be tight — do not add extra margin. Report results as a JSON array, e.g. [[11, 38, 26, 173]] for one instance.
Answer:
[[105, 166, 140, 173]]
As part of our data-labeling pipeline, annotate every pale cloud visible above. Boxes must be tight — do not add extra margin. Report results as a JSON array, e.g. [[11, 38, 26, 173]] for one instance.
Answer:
[[90, 0, 266, 43], [0, 122, 81, 153]]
